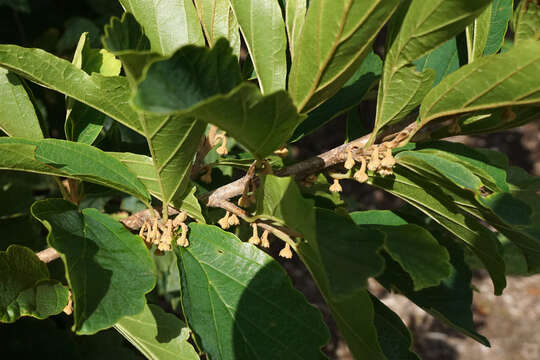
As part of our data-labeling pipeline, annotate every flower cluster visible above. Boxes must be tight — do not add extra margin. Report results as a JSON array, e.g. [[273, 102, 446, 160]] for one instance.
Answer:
[[139, 211, 190, 251]]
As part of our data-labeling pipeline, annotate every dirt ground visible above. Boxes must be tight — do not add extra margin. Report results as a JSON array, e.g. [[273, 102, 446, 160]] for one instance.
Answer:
[[286, 121, 540, 360]]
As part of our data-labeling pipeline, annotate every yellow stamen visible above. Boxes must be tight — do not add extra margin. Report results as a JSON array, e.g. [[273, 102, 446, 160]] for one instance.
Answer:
[[150, 218, 160, 244], [248, 223, 260, 245], [138, 221, 148, 239], [218, 212, 231, 229], [279, 243, 293, 259], [344, 148, 355, 170], [329, 178, 342, 193], [260, 230, 270, 248]]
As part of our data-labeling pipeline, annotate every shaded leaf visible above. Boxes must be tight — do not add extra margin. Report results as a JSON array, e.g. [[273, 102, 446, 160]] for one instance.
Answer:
[[0, 245, 69, 323], [230, 0, 287, 93], [32, 199, 156, 334], [419, 41, 540, 128], [467, 4, 492, 62], [118, 0, 204, 55], [114, 304, 199, 360], [415, 37, 464, 86], [65, 33, 121, 144], [0, 138, 150, 202], [175, 223, 329, 360], [288, 0, 400, 112], [0, 68, 42, 139], [371, 294, 420, 360], [377, 238, 490, 346]]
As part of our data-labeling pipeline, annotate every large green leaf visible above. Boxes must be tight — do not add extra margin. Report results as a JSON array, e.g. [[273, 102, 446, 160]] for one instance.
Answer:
[[419, 41, 540, 128], [65, 33, 122, 144], [114, 304, 199, 360], [0, 245, 69, 323], [370, 166, 506, 295], [174, 223, 329, 360], [512, 0, 540, 44], [194, 0, 240, 57], [291, 51, 382, 141], [351, 210, 452, 291], [374, 0, 491, 137], [377, 237, 490, 346], [467, 3, 492, 62], [288, 0, 400, 112], [0, 138, 150, 203], [285, 0, 306, 61], [230, 0, 287, 94], [109, 151, 205, 223], [32, 199, 156, 334], [133, 40, 303, 159], [0, 45, 144, 134], [0, 68, 43, 139], [118, 0, 204, 55]]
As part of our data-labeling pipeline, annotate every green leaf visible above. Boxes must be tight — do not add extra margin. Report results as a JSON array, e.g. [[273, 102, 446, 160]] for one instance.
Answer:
[[0, 245, 69, 323], [370, 294, 420, 360], [0, 138, 150, 202], [285, 0, 306, 61], [374, 0, 491, 136], [65, 33, 122, 144], [288, 0, 400, 112], [174, 223, 329, 360], [194, 0, 241, 57], [419, 41, 540, 128], [133, 40, 304, 159], [110, 151, 205, 223], [351, 211, 452, 291], [415, 37, 464, 86], [370, 166, 506, 295], [0, 0, 29, 13], [32, 199, 156, 334], [0, 68, 42, 139], [291, 51, 382, 141], [512, 0, 540, 44], [0, 44, 144, 134], [377, 237, 490, 346], [483, 0, 513, 55], [230, 0, 287, 94], [118, 0, 204, 55], [114, 304, 199, 360]]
